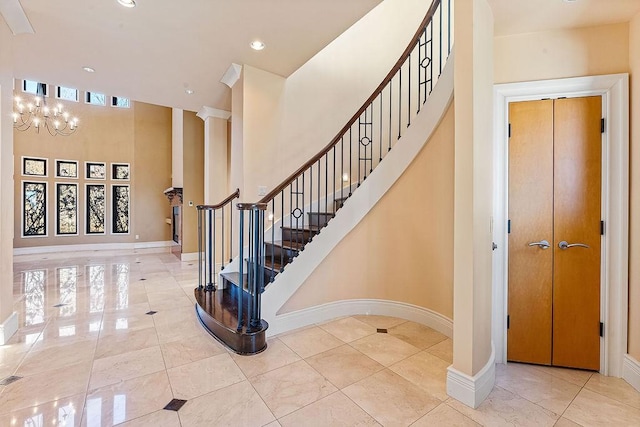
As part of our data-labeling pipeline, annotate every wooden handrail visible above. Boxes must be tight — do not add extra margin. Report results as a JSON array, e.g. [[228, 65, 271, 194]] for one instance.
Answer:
[[258, 0, 443, 204], [196, 188, 240, 210]]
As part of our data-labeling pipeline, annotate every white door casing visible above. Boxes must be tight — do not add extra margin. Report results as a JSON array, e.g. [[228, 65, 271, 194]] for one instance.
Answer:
[[492, 74, 629, 376]]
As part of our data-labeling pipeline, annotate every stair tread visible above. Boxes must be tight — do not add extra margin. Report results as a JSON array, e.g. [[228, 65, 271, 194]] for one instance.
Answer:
[[308, 211, 334, 216], [265, 240, 305, 250], [280, 225, 322, 232]]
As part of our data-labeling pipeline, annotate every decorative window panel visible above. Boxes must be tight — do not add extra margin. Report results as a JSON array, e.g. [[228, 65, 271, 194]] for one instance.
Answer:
[[22, 157, 47, 177], [86, 184, 106, 234], [23, 181, 47, 237], [55, 160, 78, 178], [56, 183, 78, 235], [86, 162, 106, 180], [112, 185, 130, 234], [111, 163, 130, 180]]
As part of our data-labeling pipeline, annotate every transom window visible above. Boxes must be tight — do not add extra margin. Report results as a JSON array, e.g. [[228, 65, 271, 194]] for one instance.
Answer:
[[56, 86, 79, 102], [111, 96, 130, 108], [85, 91, 106, 106], [23, 80, 48, 96]]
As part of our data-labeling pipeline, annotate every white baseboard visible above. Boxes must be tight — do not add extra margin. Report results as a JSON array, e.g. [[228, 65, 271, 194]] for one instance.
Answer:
[[14, 241, 175, 256], [181, 252, 201, 262], [0, 312, 18, 345], [622, 354, 640, 393], [447, 343, 496, 409], [266, 298, 453, 338]]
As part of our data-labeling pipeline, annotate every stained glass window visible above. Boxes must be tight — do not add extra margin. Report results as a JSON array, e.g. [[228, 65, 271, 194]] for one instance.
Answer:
[[86, 162, 106, 180], [56, 183, 77, 235], [23, 182, 47, 237], [112, 185, 130, 234], [56, 160, 78, 178], [86, 184, 106, 234], [111, 163, 130, 180], [23, 157, 47, 176]]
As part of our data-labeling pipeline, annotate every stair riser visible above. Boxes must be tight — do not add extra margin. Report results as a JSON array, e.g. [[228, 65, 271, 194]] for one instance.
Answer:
[[281, 228, 317, 242], [264, 243, 298, 262], [307, 212, 333, 228]]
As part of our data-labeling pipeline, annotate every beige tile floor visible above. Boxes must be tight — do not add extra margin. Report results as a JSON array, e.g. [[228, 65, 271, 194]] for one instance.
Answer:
[[1, 249, 639, 426]]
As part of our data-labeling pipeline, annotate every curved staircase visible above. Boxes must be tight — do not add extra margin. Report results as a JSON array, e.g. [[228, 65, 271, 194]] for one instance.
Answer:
[[195, 0, 452, 354]]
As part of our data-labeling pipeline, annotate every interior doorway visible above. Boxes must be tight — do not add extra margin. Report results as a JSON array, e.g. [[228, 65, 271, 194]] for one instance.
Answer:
[[493, 74, 629, 377], [507, 97, 602, 370]]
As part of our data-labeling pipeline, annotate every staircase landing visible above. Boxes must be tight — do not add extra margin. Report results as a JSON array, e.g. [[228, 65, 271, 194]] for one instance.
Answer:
[[194, 287, 268, 355]]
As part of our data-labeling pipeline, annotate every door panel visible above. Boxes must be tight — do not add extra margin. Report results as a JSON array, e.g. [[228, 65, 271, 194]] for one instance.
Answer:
[[552, 96, 602, 370], [507, 100, 554, 365]]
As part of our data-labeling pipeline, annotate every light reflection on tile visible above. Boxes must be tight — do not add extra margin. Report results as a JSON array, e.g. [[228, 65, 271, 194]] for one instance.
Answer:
[[7, 250, 640, 426]]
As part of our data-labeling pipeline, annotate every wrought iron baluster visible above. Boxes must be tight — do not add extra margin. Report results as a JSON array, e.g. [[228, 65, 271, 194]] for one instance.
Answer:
[[280, 191, 284, 271], [221, 208, 224, 272], [237, 209, 244, 330], [270, 199, 275, 282], [207, 209, 213, 291], [197, 208, 202, 290], [379, 93, 383, 162], [398, 66, 402, 140], [408, 53, 411, 128], [389, 80, 392, 151], [439, 3, 443, 76]]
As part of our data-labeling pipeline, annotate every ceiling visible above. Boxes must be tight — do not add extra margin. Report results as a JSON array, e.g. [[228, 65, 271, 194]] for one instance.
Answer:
[[2, 1, 640, 113], [488, 0, 640, 37], [0, 0, 382, 112]]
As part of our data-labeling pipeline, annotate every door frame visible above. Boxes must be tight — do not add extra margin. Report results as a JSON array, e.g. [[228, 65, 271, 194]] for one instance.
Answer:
[[492, 74, 629, 376]]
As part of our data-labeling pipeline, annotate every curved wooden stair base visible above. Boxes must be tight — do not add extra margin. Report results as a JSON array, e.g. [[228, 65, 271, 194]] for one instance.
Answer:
[[194, 287, 268, 355]]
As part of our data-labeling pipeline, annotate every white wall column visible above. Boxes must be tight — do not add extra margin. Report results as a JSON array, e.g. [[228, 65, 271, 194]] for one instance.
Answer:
[[197, 107, 231, 203], [0, 23, 17, 344], [172, 108, 184, 188], [447, 0, 495, 408]]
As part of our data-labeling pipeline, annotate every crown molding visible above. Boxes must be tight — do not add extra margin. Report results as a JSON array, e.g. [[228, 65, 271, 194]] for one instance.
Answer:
[[197, 106, 231, 121]]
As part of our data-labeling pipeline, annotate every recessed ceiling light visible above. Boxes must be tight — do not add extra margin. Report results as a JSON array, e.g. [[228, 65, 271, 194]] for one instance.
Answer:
[[563, 0, 578, 2], [185, 89, 194, 95], [82, 66, 95, 73], [250, 40, 265, 51], [117, 0, 136, 8]]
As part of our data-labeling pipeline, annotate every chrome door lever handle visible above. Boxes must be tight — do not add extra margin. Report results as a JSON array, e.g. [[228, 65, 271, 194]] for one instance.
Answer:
[[558, 240, 590, 250], [528, 240, 550, 249]]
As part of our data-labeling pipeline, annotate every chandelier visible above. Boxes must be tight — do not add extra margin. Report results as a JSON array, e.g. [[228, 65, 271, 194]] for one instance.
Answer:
[[13, 83, 79, 136]]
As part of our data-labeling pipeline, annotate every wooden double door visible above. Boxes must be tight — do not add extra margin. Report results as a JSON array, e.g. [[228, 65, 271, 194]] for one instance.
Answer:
[[507, 96, 602, 371]]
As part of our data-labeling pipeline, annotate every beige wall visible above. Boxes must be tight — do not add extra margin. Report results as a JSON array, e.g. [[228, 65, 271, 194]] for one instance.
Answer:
[[133, 102, 173, 243], [181, 111, 204, 254], [494, 22, 629, 84], [239, 0, 428, 202], [629, 12, 640, 361], [281, 103, 455, 316], [13, 94, 172, 248]]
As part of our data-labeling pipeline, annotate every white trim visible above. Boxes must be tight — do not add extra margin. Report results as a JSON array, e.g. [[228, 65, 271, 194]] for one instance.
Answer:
[[220, 63, 242, 88], [13, 240, 175, 256], [492, 74, 629, 377], [261, 52, 455, 326], [197, 106, 231, 121], [447, 343, 496, 409], [267, 299, 453, 338], [0, 312, 18, 345], [622, 354, 640, 393], [181, 252, 200, 262]]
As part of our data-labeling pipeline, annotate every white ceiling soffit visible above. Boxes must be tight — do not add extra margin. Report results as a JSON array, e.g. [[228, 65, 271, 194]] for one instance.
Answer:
[[489, 0, 640, 37], [0, 0, 33, 34], [1, 0, 382, 112]]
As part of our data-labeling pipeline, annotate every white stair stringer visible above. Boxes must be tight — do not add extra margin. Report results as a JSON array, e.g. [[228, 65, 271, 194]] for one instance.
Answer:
[[262, 51, 455, 336]]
